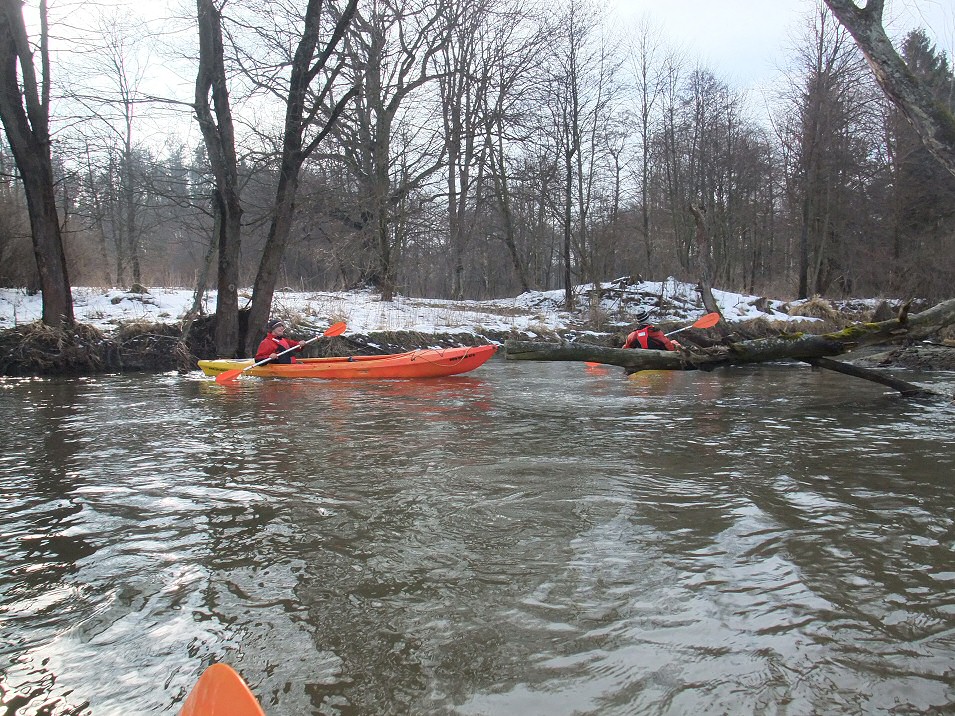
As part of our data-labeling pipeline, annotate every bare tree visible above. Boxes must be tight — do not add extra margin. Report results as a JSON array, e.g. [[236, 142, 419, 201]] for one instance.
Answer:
[[66, 11, 152, 287], [478, 3, 547, 294], [241, 0, 358, 355], [626, 15, 669, 271], [80, 140, 113, 284], [822, 0, 955, 178], [195, 0, 243, 356], [435, 0, 488, 300], [0, 140, 34, 286], [329, 0, 457, 301], [544, 0, 620, 310], [0, 0, 73, 327], [777, 6, 882, 298], [882, 30, 955, 301]]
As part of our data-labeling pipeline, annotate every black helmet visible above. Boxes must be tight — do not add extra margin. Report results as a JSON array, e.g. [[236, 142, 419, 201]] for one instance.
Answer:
[[266, 318, 285, 331], [634, 308, 652, 323]]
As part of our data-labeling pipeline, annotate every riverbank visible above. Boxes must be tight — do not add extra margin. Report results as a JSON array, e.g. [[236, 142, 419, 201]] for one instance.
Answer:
[[0, 315, 514, 376], [2, 282, 953, 375]]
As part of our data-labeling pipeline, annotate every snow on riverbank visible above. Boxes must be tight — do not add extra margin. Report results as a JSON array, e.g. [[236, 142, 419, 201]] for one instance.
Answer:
[[0, 279, 831, 337]]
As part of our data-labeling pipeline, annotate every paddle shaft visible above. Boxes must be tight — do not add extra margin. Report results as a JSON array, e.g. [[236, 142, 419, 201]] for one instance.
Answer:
[[665, 312, 721, 337], [251, 333, 318, 366], [665, 324, 697, 337]]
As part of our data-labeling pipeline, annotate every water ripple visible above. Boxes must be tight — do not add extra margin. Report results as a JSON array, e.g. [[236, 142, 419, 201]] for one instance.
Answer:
[[1, 366, 954, 714]]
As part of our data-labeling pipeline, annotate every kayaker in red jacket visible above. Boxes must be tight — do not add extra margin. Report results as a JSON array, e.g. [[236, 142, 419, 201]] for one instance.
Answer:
[[255, 318, 303, 364], [623, 309, 680, 351]]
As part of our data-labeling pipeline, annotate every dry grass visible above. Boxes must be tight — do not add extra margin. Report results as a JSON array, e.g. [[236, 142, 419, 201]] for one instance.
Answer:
[[0, 320, 197, 375], [115, 322, 189, 371], [0, 322, 111, 375], [787, 296, 847, 324]]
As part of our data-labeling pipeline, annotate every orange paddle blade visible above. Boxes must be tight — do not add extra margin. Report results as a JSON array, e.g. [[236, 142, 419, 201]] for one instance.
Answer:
[[214, 368, 246, 385], [324, 321, 347, 337], [179, 664, 265, 716], [692, 312, 721, 329]]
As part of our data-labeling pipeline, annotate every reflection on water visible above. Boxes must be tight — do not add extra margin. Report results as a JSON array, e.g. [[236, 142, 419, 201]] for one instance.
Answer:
[[1, 363, 954, 715]]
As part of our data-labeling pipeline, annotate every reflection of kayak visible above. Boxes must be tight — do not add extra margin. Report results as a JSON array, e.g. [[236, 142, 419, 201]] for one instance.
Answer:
[[198, 344, 497, 380], [179, 664, 265, 716], [627, 369, 669, 380], [627, 369, 677, 391]]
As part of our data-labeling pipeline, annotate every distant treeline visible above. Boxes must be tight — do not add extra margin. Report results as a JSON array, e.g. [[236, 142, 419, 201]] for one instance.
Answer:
[[1, 0, 953, 309]]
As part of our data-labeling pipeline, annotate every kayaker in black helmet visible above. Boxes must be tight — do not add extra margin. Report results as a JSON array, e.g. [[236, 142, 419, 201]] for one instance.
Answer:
[[254, 318, 303, 364], [623, 308, 680, 351]]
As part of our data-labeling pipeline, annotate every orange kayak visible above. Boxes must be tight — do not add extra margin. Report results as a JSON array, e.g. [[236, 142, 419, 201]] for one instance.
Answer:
[[179, 664, 265, 716], [198, 344, 497, 380]]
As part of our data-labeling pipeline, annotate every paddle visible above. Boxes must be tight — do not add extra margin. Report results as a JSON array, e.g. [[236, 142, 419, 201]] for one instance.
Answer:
[[179, 663, 265, 716], [214, 321, 347, 384], [665, 311, 721, 337]]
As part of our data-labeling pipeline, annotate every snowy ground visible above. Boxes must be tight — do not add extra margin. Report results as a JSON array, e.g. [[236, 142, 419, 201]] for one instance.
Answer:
[[0, 278, 838, 338]]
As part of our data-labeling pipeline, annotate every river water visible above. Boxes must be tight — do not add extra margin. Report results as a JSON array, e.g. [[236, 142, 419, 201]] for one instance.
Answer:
[[1, 359, 954, 715]]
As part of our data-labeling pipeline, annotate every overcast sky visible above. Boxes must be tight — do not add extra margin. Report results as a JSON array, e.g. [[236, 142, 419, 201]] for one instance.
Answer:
[[41, 0, 955, 142], [608, 0, 955, 93], [49, 0, 955, 95]]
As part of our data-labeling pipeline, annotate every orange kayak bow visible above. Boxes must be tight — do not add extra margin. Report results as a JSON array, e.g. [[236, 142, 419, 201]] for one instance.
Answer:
[[179, 664, 265, 716]]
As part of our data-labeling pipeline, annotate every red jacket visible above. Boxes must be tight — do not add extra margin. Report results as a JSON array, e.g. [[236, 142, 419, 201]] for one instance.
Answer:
[[255, 333, 302, 363], [623, 325, 677, 351]]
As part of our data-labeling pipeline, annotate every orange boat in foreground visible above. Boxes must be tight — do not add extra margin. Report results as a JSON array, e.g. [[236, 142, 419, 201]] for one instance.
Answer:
[[198, 344, 497, 380], [179, 663, 265, 716]]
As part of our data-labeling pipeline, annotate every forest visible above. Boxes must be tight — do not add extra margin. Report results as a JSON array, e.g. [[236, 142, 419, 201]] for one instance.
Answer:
[[1, 0, 954, 357]]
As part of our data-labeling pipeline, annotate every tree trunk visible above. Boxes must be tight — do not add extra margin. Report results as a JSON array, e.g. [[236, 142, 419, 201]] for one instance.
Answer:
[[798, 193, 811, 298], [123, 149, 141, 287], [244, 0, 357, 356], [0, 0, 74, 328], [689, 204, 725, 323], [109, 152, 126, 285], [195, 0, 242, 357], [562, 149, 574, 310], [377, 202, 395, 301], [803, 356, 935, 398], [84, 144, 112, 285], [212, 195, 242, 355], [489, 131, 530, 293], [187, 221, 218, 319], [823, 0, 955, 178], [504, 296, 955, 395], [506, 340, 688, 369], [246, 163, 300, 353]]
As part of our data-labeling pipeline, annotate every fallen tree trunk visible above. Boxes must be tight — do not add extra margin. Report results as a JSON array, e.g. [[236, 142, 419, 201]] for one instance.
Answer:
[[505, 297, 955, 396], [502, 341, 691, 370], [803, 357, 936, 398]]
